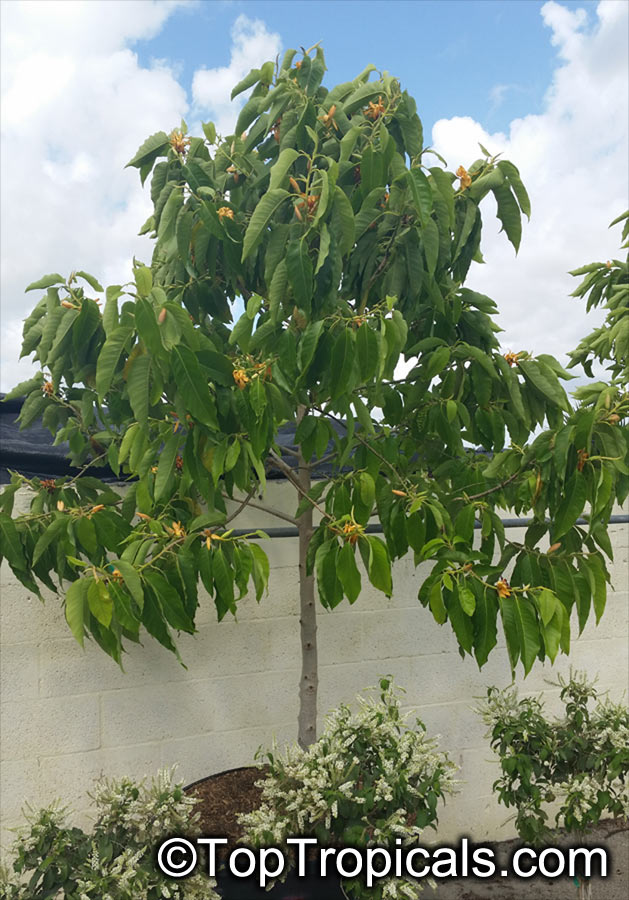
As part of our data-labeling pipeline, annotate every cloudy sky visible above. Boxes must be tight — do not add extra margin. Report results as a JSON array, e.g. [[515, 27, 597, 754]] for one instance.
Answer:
[[1, 0, 627, 392]]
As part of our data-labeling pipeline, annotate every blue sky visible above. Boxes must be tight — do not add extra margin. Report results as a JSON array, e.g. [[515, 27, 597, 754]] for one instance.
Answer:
[[1, 0, 626, 389], [136, 0, 600, 135]]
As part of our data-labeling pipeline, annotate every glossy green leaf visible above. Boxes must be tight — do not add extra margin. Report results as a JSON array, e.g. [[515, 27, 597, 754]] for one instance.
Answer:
[[242, 189, 290, 259]]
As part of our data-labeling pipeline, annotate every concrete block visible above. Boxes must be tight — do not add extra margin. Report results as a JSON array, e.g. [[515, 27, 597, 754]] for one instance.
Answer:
[[0, 642, 38, 704], [100, 681, 214, 747], [1, 695, 99, 761]]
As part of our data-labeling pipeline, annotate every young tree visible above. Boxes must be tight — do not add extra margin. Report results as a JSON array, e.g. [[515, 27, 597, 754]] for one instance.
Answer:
[[1, 47, 627, 749]]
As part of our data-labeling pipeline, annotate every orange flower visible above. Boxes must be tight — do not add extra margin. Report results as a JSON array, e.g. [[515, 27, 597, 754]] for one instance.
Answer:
[[137, 512, 151, 521], [233, 368, 250, 389], [218, 206, 234, 220], [456, 165, 472, 191], [40, 478, 57, 493], [110, 568, 123, 583], [342, 521, 361, 545], [169, 130, 190, 155], [272, 119, 281, 142], [576, 449, 589, 472], [295, 60, 302, 69], [319, 104, 339, 131], [495, 578, 511, 599], [42, 380, 54, 395], [606, 260, 612, 269], [503, 351, 521, 367], [61, 299, 76, 309], [171, 521, 186, 538], [392, 489, 407, 497], [364, 96, 386, 120]]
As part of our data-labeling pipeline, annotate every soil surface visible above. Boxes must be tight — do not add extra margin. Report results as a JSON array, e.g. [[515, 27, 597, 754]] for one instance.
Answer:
[[185, 768, 629, 899]]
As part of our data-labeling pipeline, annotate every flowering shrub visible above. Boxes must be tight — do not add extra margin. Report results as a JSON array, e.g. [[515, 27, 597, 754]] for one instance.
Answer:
[[478, 672, 629, 896], [0, 769, 217, 900], [240, 678, 457, 899]]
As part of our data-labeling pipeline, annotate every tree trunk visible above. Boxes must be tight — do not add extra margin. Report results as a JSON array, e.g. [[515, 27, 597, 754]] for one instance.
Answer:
[[296, 407, 318, 749], [577, 878, 592, 900]]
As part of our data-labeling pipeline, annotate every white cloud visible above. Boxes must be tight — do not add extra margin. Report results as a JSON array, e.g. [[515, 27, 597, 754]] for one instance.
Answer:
[[431, 0, 628, 364], [191, 14, 281, 135], [0, 0, 192, 390]]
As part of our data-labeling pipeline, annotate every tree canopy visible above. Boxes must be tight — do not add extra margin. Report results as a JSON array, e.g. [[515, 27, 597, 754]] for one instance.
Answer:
[[1, 46, 627, 744]]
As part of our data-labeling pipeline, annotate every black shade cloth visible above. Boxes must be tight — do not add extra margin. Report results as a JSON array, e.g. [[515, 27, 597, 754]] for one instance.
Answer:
[[0, 394, 341, 484]]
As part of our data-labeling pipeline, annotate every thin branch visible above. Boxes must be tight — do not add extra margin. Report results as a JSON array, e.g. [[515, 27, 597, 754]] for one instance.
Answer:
[[315, 406, 408, 488], [222, 491, 298, 526], [268, 449, 332, 520], [276, 445, 301, 460], [224, 486, 256, 525], [462, 471, 521, 502]]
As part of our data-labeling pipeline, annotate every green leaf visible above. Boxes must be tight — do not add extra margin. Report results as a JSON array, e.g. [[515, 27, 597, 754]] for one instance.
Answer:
[[298, 321, 324, 376], [144, 571, 194, 632], [536, 588, 557, 627], [202, 121, 216, 144], [330, 329, 355, 399], [493, 183, 522, 252], [231, 67, 261, 100], [154, 432, 180, 501], [172, 345, 218, 429], [315, 540, 342, 609], [32, 516, 68, 566], [358, 471, 375, 510], [158, 187, 184, 243], [75, 271, 104, 293], [126, 354, 151, 427], [356, 324, 379, 382], [518, 359, 570, 411], [25, 273, 64, 292], [286, 240, 313, 312], [428, 579, 447, 624], [88, 579, 113, 628], [269, 148, 299, 190], [512, 595, 541, 675], [125, 131, 170, 169], [459, 586, 476, 616], [408, 168, 432, 225], [366, 535, 392, 596], [112, 559, 144, 609], [2, 373, 44, 402], [212, 546, 234, 618], [331, 187, 355, 257], [426, 345, 450, 379], [95, 327, 131, 399], [0, 514, 26, 571], [242, 189, 290, 260], [553, 473, 587, 539], [422, 218, 440, 276], [249, 542, 269, 602], [473, 589, 497, 668], [337, 541, 361, 604], [65, 578, 88, 646], [135, 267, 153, 298]]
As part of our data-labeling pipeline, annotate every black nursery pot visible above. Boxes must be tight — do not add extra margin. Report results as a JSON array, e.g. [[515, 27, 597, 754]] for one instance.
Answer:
[[215, 858, 345, 900]]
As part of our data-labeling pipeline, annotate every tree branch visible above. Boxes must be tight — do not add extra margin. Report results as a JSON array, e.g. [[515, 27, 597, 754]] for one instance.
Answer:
[[462, 471, 521, 501], [224, 487, 257, 525], [268, 449, 332, 520], [221, 491, 298, 526]]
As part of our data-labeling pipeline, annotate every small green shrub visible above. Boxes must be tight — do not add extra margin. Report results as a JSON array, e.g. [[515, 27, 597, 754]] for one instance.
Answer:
[[240, 678, 457, 899], [478, 672, 629, 844], [0, 769, 217, 900]]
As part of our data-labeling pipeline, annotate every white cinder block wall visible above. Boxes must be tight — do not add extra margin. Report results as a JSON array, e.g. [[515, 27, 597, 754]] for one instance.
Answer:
[[1, 484, 627, 854]]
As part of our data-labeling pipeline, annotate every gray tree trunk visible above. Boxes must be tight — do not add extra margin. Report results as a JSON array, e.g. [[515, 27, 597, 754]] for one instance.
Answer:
[[296, 408, 318, 749], [577, 878, 593, 900]]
